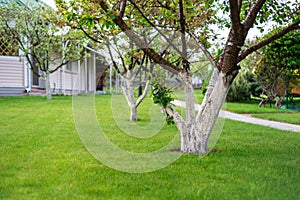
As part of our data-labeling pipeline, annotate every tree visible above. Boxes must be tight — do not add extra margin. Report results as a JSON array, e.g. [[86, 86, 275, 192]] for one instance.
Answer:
[[59, 0, 300, 153], [253, 29, 300, 107], [104, 35, 153, 121], [0, 3, 85, 99]]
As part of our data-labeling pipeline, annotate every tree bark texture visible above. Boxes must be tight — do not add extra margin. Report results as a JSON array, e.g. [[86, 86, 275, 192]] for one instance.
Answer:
[[121, 71, 137, 121], [45, 72, 52, 100], [121, 70, 150, 121], [166, 70, 235, 153]]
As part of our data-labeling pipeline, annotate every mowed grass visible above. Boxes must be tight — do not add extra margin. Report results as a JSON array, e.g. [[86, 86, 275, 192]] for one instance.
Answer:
[[252, 113, 300, 125], [0, 96, 299, 199], [225, 99, 300, 125]]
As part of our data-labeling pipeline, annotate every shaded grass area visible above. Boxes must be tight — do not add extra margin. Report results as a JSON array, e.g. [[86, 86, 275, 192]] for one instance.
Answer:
[[0, 96, 299, 199]]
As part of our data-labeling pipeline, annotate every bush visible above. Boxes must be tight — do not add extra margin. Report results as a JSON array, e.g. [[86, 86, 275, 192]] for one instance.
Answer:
[[227, 73, 251, 102]]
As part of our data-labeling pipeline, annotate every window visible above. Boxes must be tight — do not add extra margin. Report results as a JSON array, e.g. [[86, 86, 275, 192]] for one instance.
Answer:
[[66, 62, 72, 71]]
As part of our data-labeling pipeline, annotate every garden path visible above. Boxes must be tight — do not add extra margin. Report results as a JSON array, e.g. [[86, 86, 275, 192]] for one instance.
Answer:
[[173, 100, 300, 133]]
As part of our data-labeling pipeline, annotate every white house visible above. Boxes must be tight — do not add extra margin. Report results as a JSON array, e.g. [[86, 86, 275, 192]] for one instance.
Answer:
[[0, 0, 110, 96], [0, 43, 108, 96]]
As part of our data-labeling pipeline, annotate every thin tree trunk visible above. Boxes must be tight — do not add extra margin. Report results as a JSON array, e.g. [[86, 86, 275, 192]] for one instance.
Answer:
[[121, 70, 151, 121], [45, 71, 52, 100], [129, 105, 138, 121], [179, 72, 199, 153], [122, 77, 137, 121], [121, 70, 139, 121]]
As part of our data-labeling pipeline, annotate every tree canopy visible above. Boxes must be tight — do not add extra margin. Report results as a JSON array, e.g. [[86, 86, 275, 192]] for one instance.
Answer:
[[253, 29, 300, 107], [0, 3, 86, 99]]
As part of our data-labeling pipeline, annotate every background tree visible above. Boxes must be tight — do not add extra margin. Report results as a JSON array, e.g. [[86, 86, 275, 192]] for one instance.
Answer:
[[0, 3, 85, 99], [104, 35, 153, 121], [253, 29, 300, 107], [58, 0, 300, 153]]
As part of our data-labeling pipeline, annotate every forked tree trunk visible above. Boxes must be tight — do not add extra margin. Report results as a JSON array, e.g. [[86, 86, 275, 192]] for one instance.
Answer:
[[168, 70, 235, 153], [122, 76, 137, 121], [121, 70, 150, 121], [45, 71, 52, 100]]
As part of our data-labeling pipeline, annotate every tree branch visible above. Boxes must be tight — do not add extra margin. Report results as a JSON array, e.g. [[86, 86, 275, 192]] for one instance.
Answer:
[[79, 25, 102, 43], [135, 80, 150, 108], [49, 60, 71, 73], [96, 0, 181, 74], [178, 0, 189, 72], [229, 0, 241, 31], [106, 42, 120, 74], [243, 0, 266, 30], [111, 37, 127, 73], [238, 20, 300, 62], [165, 106, 186, 131], [186, 28, 217, 68], [157, 0, 176, 13], [237, 0, 242, 13], [119, 0, 127, 18], [128, 0, 184, 60]]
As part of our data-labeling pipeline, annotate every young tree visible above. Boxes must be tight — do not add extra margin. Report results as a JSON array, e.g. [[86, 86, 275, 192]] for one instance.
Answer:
[[105, 36, 153, 121], [59, 0, 299, 153], [253, 29, 300, 107], [0, 3, 85, 99]]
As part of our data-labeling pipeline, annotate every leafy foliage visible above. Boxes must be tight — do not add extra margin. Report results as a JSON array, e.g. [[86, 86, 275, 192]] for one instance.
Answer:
[[227, 72, 251, 102], [219, 0, 299, 31], [0, 3, 86, 99], [253, 29, 300, 98], [151, 83, 174, 124], [0, 4, 84, 73]]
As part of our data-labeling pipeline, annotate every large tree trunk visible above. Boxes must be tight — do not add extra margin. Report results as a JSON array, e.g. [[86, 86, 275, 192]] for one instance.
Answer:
[[195, 70, 235, 153], [168, 70, 235, 153], [45, 71, 52, 100]]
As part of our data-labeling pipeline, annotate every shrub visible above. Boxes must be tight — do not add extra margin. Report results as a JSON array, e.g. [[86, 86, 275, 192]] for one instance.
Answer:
[[227, 73, 251, 102]]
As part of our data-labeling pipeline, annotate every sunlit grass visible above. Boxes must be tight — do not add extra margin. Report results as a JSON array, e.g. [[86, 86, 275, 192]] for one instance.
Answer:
[[252, 112, 300, 125], [0, 96, 299, 199]]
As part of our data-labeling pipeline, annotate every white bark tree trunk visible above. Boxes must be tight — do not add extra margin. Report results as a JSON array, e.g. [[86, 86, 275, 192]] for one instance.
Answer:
[[121, 70, 150, 121], [122, 72, 136, 121], [195, 71, 233, 153], [45, 71, 52, 100], [166, 70, 234, 153]]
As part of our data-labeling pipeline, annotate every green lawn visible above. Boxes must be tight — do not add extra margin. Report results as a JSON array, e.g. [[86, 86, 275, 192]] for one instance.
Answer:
[[0, 96, 299, 199], [225, 101, 285, 113], [252, 113, 300, 125], [225, 101, 298, 114], [224, 100, 300, 125]]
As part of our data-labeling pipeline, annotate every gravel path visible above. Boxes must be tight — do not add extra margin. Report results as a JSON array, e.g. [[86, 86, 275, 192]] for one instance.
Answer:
[[173, 100, 300, 133]]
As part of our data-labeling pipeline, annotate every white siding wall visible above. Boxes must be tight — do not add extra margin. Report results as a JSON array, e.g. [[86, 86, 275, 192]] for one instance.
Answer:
[[64, 72, 76, 90], [49, 68, 62, 90], [0, 56, 24, 87], [49, 61, 83, 93]]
